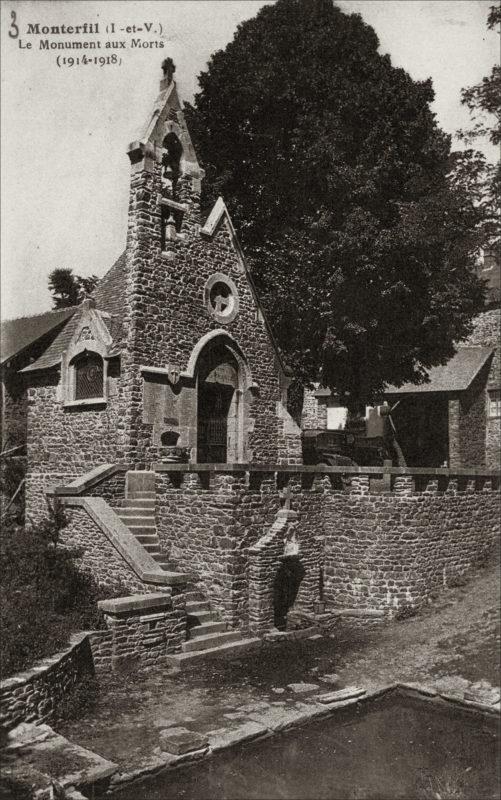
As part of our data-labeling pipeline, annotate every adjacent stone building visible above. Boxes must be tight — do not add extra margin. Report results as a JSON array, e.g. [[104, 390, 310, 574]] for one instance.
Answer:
[[303, 258, 500, 471]]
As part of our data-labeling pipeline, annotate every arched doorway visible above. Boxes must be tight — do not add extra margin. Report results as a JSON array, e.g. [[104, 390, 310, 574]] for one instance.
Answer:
[[196, 340, 241, 463]]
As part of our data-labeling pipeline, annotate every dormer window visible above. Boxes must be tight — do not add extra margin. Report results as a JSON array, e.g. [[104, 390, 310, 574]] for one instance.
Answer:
[[73, 351, 104, 400]]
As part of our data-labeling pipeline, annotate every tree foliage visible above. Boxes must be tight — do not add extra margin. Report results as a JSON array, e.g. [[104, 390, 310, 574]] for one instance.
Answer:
[[453, 4, 500, 251], [186, 0, 485, 409], [48, 268, 98, 309]]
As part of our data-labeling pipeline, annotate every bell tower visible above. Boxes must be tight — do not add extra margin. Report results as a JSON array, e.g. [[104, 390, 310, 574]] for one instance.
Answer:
[[125, 58, 204, 261], [120, 60, 301, 468]]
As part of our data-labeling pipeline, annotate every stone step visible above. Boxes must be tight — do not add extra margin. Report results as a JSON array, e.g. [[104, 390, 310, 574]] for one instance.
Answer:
[[182, 630, 243, 653], [157, 570, 192, 586], [184, 590, 206, 602], [119, 507, 155, 517], [121, 498, 155, 508], [187, 610, 214, 624], [151, 553, 170, 562], [158, 563, 180, 572], [128, 525, 157, 536], [190, 621, 227, 638], [186, 601, 211, 614], [167, 638, 261, 668], [133, 534, 159, 545], [142, 543, 162, 554], [119, 515, 155, 527]]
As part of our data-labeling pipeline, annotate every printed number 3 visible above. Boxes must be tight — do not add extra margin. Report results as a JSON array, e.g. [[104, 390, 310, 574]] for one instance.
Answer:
[[9, 10, 19, 38]]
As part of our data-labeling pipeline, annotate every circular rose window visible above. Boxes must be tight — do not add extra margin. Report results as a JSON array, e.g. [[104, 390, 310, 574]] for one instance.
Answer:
[[205, 273, 239, 323]]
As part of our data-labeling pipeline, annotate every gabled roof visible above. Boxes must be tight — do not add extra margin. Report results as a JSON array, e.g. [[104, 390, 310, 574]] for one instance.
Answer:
[[201, 197, 293, 377], [0, 307, 76, 365], [2, 252, 127, 374], [21, 308, 118, 373], [20, 313, 81, 373], [385, 347, 494, 395]]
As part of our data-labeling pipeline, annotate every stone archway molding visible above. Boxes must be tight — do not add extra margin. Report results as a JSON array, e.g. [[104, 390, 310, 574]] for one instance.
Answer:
[[181, 329, 258, 393]]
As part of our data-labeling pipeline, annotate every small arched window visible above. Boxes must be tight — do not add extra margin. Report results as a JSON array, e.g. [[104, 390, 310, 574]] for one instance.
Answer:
[[73, 351, 104, 400]]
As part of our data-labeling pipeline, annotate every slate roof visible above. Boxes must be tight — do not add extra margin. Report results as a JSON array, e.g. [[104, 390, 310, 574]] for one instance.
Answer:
[[0, 307, 77, 365], [20, 313, 81, 373], [1, 250, 128, 373], [385, 347, 494, 395], [93, 251, 126, 318], [21, 310, 121, 373]]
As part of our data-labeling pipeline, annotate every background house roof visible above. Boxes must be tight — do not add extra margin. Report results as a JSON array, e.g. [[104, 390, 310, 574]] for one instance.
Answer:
[[0, 307, 76, 365], [385, 346, 494, 395]]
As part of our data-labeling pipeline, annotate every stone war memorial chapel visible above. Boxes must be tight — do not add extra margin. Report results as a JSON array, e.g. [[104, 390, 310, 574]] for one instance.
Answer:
[[1, 62, 499, 671]]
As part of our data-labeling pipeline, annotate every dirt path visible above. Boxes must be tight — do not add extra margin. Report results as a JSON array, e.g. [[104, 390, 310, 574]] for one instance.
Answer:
[[337, 556, 500, 688]]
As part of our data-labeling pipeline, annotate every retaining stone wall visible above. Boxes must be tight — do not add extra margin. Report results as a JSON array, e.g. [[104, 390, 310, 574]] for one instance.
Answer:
[[156, 472, 259, 627], [323, 474, 500, 613], [156, 470, 326, 630], [0, 633, 94, 731], [155, 466, 499, 632]]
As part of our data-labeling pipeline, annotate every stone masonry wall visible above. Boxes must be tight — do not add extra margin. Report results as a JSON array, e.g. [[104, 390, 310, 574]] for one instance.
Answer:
[[156, 469, 325, 631], [459, 370, 488, 467], [84, 469, 127, 507], [465, 308, 500, 469], [301, 389, 328, 430], [25, 368, 128, 520], [1, 367, 27, 450], [122, 148, 295, 467], [97, 593, 186, 672], [60, 507, 156, 595], [0, 633, 94, 731], [155, 465, 499, 633], [156, 471, 263, 628], [323, 473, 500, 614]]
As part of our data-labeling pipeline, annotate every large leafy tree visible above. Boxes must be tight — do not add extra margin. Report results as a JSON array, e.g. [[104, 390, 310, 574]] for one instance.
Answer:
[[48, 268, 98, 309], [186, 0, 485, 410], [452, 5, 500, 253]]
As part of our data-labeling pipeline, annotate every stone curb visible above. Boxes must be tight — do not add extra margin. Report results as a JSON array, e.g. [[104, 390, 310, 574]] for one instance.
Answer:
[[106, 684, 397, 793], [25, 680, 497, 796], [395, 682, 501, 716]]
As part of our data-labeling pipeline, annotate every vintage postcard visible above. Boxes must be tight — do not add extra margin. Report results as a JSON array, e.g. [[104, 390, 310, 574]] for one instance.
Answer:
[[1, 2, 499, 798]]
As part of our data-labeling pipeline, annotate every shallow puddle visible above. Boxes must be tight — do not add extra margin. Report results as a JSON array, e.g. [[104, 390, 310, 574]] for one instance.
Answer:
[[112, 693, 500, 800]]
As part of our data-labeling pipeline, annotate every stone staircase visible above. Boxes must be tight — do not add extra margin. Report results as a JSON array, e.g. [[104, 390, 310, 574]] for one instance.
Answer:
[[168, 587, 260, 667], [117, 490, 176, 573], [118, 472, 260, 666]]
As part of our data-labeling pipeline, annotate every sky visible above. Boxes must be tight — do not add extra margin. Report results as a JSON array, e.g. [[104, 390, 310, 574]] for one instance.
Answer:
[[1, 0, 498, 320]]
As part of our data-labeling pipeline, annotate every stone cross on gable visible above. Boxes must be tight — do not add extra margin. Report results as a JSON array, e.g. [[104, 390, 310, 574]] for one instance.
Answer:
[[161, 58, 176, 85], [279, 483, 292, 510]]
